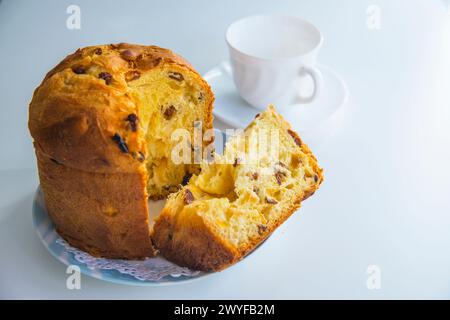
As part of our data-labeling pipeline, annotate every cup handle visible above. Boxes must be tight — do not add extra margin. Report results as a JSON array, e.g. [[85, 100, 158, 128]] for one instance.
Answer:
[[297, 66, 323, 103]]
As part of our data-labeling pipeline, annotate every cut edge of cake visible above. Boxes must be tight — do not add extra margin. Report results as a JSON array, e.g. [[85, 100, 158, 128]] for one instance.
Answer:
[[151, 105, 323, 271]]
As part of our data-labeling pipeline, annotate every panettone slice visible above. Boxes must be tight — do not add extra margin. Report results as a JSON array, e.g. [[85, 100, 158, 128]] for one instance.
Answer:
[[29, 44, 214, 259], [152, 105, 323, 270]]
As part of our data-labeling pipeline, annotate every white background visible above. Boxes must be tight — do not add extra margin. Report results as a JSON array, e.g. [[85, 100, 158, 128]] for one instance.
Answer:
[[0, 0, 449, 299]]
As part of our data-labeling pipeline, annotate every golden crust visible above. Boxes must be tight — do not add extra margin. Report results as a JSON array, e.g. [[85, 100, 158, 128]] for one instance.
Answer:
[[36, 148, 156, 258], [152, 208, 238, 270], [29, 43, 213, 174], [29, 43, 214, 259], [44, 44, 195, 82]]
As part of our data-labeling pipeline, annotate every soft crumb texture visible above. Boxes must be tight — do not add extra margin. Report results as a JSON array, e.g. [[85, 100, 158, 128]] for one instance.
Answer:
[[152, 105, 323, 271], [29, 43, 214, 259], [129, 65, 211, 198]]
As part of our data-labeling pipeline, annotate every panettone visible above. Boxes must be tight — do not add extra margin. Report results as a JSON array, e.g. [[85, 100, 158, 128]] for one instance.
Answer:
[[152, 105, 323, 271], [29, 43, 214, 259]]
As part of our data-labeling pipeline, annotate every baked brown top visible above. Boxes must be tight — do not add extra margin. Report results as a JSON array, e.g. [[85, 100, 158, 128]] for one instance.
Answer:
[[29, 43, 207, 174]]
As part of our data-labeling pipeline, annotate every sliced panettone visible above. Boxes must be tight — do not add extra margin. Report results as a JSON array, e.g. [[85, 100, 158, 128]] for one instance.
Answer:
[[152, 105, 323, 271], [29, 43, 214, 259]]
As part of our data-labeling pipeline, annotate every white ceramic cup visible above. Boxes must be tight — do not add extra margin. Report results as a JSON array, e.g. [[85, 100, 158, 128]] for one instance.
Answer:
[[226, 15, 324, 110]]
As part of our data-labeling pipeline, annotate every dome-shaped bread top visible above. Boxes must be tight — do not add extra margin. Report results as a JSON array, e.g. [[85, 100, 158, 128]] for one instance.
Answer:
[[29, 43, 210, 174]]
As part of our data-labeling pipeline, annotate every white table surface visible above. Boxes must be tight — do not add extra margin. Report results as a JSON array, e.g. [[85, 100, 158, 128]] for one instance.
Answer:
[[0, 0, 449, 299]]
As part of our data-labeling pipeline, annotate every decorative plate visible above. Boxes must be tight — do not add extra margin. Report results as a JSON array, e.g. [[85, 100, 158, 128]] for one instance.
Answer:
[[32, 187, 215, 286]]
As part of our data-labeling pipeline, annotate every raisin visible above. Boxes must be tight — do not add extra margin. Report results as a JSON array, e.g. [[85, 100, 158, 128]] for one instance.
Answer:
[[72, 65, 85, 74], [148, 57, 162, 68], [98, 72, 113, 85], [254, 113, 260, 118], [277, 161, 287, 168], [274, 171, 285, 185], [257, 224, 268, 235], [287, 129, 302, 147], [163, 105, 176, 120], [132, 151, 145, 162], [125, 70, 140, 81], [233, 158, 241, 167], [198, 91, 204, 101], [126, 113, 138, 132], [120, 49, 140, 61], [94, 48, 102, 55], [164, 185, 179, 193], [251, 172, 259, 180], [168, 72, 184, 81], [50, 158, 62, 165], [184, 189, 195, 204], [112, 133, 128, 153], [181, 173, 192, 186], [314, 174, 319, 182], [265, 196, 278, 204]]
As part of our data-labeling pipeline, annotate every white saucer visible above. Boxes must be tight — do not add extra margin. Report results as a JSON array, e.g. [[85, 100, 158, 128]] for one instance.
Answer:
[[204, 61, 349, 145]]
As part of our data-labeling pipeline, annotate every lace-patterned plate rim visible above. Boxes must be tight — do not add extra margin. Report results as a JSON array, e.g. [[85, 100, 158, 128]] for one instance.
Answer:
[[32, 187, 216, 286]]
